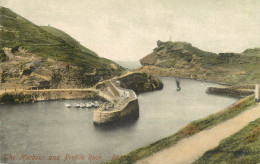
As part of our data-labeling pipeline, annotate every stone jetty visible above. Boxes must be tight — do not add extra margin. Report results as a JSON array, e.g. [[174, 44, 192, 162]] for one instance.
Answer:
[[93, 80, 139, 125]]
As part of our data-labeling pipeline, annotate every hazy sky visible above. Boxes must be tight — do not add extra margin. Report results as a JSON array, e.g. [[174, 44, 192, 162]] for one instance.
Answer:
[[1, 0, 260, 61]]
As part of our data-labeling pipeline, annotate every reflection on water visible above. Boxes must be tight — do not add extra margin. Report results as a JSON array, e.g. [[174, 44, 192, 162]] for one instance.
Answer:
[[0, 77, 237, 163]]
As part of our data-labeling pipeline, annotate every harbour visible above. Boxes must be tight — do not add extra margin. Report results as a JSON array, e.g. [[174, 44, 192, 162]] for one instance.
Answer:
[[0, 77, 237, 163]]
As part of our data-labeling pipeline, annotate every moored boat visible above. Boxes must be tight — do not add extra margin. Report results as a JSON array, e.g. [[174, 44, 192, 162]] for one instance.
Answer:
[[94, 101, 99, 107], [85, 103, 91, 108], [79, 103, 86, 108], [90, 102, 95, 107], [65, 103, 72, 108], [73, 103, 80, 108]]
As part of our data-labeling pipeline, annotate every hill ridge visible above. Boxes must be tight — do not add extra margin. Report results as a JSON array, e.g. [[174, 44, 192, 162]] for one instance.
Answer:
[[0, 7, 125, 90], [139, 40, 260, 85]]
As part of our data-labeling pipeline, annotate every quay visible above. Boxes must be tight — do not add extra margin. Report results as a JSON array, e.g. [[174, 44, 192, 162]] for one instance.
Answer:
[[93, 80, 139, 125]]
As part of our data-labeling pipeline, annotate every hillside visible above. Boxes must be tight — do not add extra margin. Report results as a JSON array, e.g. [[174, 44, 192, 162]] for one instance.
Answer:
[[242, 48, 260, 56], [40, 26, 98, 57], [0, 7, 125, 89], [194, 118, 260, 164], [139, 41, 260, 85]]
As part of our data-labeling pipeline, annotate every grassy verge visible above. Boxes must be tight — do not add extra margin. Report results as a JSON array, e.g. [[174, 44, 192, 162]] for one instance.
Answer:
[[104, 95, 256, 164], [193, 118, 260, 164]]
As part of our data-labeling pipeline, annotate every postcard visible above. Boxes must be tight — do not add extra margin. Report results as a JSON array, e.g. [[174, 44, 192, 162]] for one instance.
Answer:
[[0, 0, 259, 164]]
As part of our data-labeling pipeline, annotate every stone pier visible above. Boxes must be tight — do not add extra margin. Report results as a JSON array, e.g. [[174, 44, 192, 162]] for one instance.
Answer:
[[93, 80, 139, 125], [0, 79, 140, 125]]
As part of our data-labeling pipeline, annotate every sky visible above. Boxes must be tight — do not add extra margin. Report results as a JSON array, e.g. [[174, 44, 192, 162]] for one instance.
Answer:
[[1, 0, 260, 61]]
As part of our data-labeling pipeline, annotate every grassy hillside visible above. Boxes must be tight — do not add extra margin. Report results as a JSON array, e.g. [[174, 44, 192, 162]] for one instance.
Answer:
[[41, 26, 98, 57], [0, 7, 124, 74], [139, 41, 260, 85], [194, 117, 260, 164], [242, 48, 260, 55]]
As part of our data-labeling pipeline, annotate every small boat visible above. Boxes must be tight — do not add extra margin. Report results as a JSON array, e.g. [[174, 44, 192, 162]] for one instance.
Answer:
[[94, 101, 99, 107], [73, 103, 80, 108], [65, 103, 72, 108], [85, 103, 91, 108], [90, 102, 95, 107], [79, 103, 86, 108]]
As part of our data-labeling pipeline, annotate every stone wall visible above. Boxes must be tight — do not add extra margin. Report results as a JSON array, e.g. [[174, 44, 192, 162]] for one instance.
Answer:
[[0, 80, 140, 126], [93, 80, 139, 126], [93, 98, 139, 125], [0, 89, 98, 104], [206, 87, 254, 98]]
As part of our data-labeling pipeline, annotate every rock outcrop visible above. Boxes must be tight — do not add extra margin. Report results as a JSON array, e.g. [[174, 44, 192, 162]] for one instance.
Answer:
[[95, 72, 163, 94], [139, 41, 260, 85], [116, 72, 163, 94]]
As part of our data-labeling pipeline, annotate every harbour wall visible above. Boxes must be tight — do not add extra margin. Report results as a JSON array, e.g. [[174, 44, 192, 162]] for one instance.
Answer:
[[93, 98, 139, 125], [93, 80, 139, 126], [0, 80, 140, 126], [206, 87, 254, 98], [0, 89, 98, 104]]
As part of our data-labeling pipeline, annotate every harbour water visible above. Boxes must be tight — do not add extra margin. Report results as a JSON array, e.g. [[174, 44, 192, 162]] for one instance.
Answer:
[[0, 77, 237, 163]]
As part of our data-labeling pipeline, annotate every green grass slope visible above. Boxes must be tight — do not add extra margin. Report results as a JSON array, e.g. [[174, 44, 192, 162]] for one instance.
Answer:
[[0, 7, 124, 75], [40, 26, 98, 57], [193, 117, 260, 164], [141, 41, 216, 66], [242, 48, 260, 56]]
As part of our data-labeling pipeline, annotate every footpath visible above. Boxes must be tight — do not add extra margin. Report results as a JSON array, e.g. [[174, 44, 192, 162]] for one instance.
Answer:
[[138, 103, 260, 164]]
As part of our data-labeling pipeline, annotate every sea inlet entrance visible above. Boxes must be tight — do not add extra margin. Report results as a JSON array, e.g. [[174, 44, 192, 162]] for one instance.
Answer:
[[0, 77, 237, 163]]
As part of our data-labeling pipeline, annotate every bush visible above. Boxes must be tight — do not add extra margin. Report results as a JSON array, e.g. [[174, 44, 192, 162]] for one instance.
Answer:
[[0, 49, 8, 62], [0, 93, 15, 103], [11, 45, 19, 53]]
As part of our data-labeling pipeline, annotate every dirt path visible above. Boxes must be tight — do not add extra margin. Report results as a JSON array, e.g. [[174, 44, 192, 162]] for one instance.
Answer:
[[138, 103, 260, 164]]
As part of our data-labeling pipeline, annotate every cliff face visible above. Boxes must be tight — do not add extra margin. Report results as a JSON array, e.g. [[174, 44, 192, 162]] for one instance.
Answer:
[[0, 48, 121, 89], [0, 7, 125, 90], [139, 41, 260, 85], [95, 72, 163, 95], [117, 73, 163, 94]]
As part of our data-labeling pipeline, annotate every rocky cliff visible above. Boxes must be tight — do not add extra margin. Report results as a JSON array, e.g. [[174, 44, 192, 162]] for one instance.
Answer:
[[0, 7, 125, 90], [139, 41, 260, 85], [116, 72, 163, 94]]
